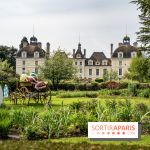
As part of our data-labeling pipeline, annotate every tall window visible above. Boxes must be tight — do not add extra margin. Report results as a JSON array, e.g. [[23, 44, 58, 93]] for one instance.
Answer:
[[103, 69, 107, 76], [75, 62, 77, 65], [35, 61, 38, 66], [118, 52, 123, 58], [80, 62, 82, 66], [119, 61, 122, 66], [80, 69, 82, 73], [21, 51, 27, 58], [89, 69, 92, 76], [22, 60, 25, 65], [96, 69, 99, 76], [35, 68, 38, 74], [119, 68, 122, 76], [22, 68, 25, 74], [88, 60, 93, 65], [34, 52, 39, 58]]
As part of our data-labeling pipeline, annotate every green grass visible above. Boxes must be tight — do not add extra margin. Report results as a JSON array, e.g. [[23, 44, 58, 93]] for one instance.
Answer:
[[0, 136, 150, 150], [3, 94, 150, 109]]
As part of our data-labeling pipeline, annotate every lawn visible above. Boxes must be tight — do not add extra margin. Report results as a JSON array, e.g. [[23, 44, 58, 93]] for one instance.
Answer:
[[0, 135, 150, 150], [1, 91, 150, 150]]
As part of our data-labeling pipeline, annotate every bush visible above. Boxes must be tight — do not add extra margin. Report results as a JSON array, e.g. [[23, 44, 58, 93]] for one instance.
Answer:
[[95, 78, 103, 83], [138, 89, 150, 98], [128, 83, 137, 96], [106, 81, 121, 89], [85, 92, 98, 98], [24, 125, 42, 140], [70, 101, 85, 111], [0, 118, 12, 139]]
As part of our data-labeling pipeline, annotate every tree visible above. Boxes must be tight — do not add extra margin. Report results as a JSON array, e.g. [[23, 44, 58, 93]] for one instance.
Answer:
[[131, 0, 150, 53], [0, 60, 16, 82], [103, 70, 118, 82], [127, 56, 150, 82], [40, 50, 76, 90], [0, 46, 17, 69]]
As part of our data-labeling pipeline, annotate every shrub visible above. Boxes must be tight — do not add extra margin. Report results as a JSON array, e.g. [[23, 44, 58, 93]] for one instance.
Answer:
[[24, 125, 42, 140], [95, 78, 103, 83], [85, 92, 98, 98], [70, 101, 85, 111], [128, 83, 137, 96], [138, 89, 150, 98], [106, 81, 121, 89], [0, 118, 12, 139]]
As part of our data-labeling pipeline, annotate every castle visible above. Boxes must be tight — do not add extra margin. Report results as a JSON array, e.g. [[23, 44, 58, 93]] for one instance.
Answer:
[[16, 35, 138, 80]]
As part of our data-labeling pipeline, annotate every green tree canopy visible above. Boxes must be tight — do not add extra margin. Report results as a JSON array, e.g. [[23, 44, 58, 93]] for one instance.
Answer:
[[0, 46, 17, 69], [40, 50, 76, 90], [0, 60, 16, 82], [127, 56, 150, 82], [131, 0, 150, 53]]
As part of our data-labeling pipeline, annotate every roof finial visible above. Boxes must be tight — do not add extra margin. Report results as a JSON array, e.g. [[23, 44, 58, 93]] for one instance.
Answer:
[[33, 24, 35, 36], [126, 24, 128, 36], [79, 32, 80, 43]]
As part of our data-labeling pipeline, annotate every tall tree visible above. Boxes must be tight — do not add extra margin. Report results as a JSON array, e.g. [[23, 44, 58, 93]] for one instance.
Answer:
[[131, 0, 150, 53], [40, 49, 76, 90], [127, 56, 150, 82], [0, 46, 17, 69]]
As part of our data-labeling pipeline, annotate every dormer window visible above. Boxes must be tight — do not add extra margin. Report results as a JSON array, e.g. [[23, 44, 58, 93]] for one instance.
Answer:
[[76, 54, 81, 58], [131, 52, 137, 58], [88, 60, 93, 65], [118, 52, 123, 58], [21, 51, 27, 58], [95, 61, 100, 65], [102, 60, 107, 65], [34, 51, 39, 58]]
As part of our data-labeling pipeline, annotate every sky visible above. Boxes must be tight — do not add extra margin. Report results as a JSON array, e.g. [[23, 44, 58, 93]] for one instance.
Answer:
[[0, 0, 140, 58]]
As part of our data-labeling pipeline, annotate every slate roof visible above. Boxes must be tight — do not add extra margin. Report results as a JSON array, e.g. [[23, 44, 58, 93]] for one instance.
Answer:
[[112, 45, 137, 58], [85, 52, 111, 66], [16, 45, 46, 58], [74, 43, 85, 58]]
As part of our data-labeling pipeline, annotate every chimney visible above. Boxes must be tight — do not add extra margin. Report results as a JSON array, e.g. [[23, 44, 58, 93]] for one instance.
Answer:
[[73, 49, 75, 57], [84, 49, 86, 58], [37, 42, 42, 48], [46, 42, 50, 56], [110, 43, 113, 57], [118, 43, 123, 47], [133, 42, 138, 47]]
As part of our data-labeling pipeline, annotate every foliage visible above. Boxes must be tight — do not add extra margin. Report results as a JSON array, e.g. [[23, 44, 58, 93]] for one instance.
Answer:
[[131, 0, 150, 53], [128, 56, 150, 82], [0, 46, 17, 69], [103, 70, 118, 82], [128, 83, 137, 96], [40, 49, 76, 90], [95, 78, 103, 83]]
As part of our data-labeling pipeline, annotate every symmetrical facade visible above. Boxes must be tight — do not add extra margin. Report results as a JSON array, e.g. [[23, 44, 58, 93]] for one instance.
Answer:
[[73, 36, 138, 80], [16, 35, 138, 80], [16, 36, 50, 75]]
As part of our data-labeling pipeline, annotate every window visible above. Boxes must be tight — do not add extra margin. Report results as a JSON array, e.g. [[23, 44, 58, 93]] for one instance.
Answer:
[[119, 61, 122, 66], [75, 62, 77, 65], [80, 62, 82, 66], [21, 51, 27, 58], [95, 61, 100, 65], [35, 61, 38, 66], [118, 52, 123, 58], [96, 69, 99, 76], [35, 68, 38, 74], [22, 60, 25, 65], [76, 54, 81, 58], [119, 68, 122, 76], [22, 68, 25, 74], [102, 60, 107, 65], [80, 69, 82, 73], [88, 60, 93, 65], [131, 52, 137, 58], [34, 52, 39, 58], [89, 69, 92, 76], [103, 69, 107, 76]]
